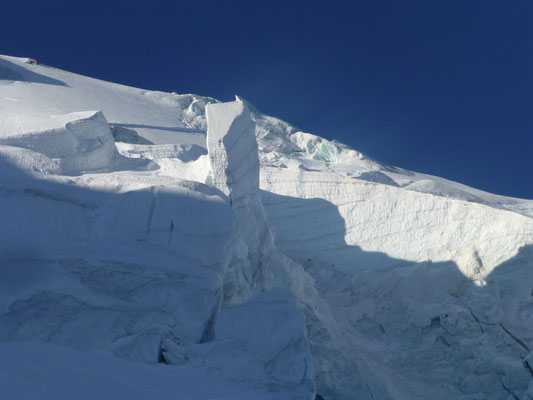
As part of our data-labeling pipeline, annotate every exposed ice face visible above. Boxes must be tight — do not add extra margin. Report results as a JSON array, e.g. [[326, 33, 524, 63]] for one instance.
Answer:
[[205, 98, 318, 302], [260, 168, 533, 276], [143, 91, 219, 131], [206, 98, 259, 198], [206, 98, 273, 303], [289, 131, 365, 164]]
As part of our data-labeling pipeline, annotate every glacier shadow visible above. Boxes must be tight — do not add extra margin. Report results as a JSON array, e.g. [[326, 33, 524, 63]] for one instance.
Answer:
[[0, 151, 225, 266], [0, 154, 233, 356], [260, 190, 415, 274], [110, 125, 155, 145], [0, 58, 68, 86], [111, 123, 205, 134]]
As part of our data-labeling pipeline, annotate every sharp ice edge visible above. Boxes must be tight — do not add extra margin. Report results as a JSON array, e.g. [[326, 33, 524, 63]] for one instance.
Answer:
[[1, 54, 533, 399]]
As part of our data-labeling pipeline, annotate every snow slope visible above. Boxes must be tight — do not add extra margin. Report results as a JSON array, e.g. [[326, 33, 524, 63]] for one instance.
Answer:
[[0, 342, 287, 400], [1, 54, 532, 400]]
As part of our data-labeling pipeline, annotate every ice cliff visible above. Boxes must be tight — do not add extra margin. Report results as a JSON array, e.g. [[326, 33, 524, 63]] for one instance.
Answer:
[[205, 99, 312, 303], [0, 93, 315, 399], [1, 54, 533, 400], [206, 99, 274, 302]]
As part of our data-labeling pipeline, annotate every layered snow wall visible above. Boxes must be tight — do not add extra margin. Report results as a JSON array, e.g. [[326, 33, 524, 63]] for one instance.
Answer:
[[261, 168, 533, 277], [0, 180, 236, 356], [260, 167, 533, 399]]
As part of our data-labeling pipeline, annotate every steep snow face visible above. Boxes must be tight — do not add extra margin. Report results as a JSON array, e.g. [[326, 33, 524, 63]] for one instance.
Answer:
[[0, 341, 295, 400]]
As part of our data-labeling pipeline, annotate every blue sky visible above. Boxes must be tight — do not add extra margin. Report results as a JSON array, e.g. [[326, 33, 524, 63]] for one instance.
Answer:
[[2, 0, 532, 198]]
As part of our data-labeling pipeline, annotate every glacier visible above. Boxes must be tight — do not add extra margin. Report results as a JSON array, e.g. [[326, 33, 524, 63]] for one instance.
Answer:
[[1, 54, 532, 400]]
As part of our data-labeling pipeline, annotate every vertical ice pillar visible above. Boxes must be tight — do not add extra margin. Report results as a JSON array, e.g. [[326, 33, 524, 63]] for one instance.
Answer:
[[206, 98, 275, 303], [205, 97, 259, 201]]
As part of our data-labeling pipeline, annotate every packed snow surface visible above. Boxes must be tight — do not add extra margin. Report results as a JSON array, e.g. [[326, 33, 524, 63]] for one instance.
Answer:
[[1, 54, 532, 400]]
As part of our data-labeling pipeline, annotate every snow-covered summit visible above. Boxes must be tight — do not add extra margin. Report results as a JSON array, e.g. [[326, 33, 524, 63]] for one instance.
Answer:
[[1, 54, 532, 400]]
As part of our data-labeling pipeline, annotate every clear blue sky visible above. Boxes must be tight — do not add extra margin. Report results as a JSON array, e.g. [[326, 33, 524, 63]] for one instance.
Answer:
[[2, 0, 532, 198]]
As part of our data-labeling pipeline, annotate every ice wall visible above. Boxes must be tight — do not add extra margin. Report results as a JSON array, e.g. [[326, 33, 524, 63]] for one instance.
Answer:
[[260, 166, 533, 399], [261, 168, 533, 276], [0, 178, 237, 360], [0, 105, 231, 362], [207, 99, 354, 399], [203, 99, 316, 396]]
